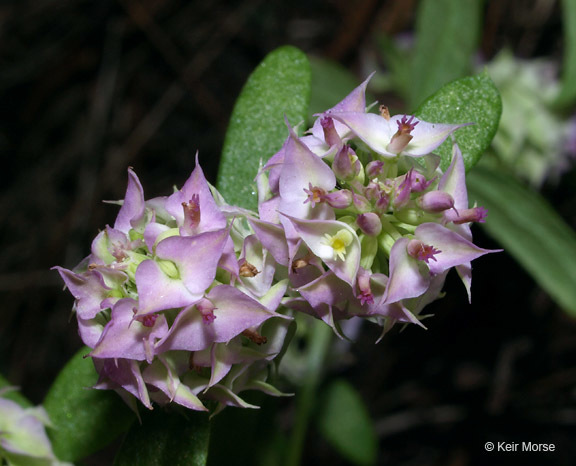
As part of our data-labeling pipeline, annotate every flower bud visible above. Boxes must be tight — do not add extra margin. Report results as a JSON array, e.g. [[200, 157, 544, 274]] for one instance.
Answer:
[[321, 116, 341, 147], [445, 206, 488, 224], [325, 189, 353, 209], [333, 145, 360, 181], [417, 190, 455, 213], [357, 212, 382, 236], [365, 160, 384, 179], [405, 168, 434, 192], [352, 193, 371, 213]]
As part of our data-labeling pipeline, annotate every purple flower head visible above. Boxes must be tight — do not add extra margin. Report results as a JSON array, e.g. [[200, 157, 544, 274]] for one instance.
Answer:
[[256, 74, 500, 335], [56, 161, 293, 414]]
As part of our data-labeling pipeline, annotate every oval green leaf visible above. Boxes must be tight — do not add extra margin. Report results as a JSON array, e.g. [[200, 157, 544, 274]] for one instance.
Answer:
[[114, 408, 210, 466], [43, 347, 135, 462], [468, 166, 576, 316], [410, 0, 482, 109], [317, 378, 377, 466], [415, 72, 502, 171], [217, 45, 311, 210]]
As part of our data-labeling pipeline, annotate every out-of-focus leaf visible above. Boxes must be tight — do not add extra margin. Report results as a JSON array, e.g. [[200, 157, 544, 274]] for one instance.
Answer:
[[217, 46, 311, 211], [468, 166, 576, 316], [409, 0, 482, 109], [0, 374, 32, 407], [114, 408, 210, 466], [43, 347, 135, 462], [415, 72, 502, 171], [555, 0, 576, 107], [317, 379, 377, 466], [374, 34, 412, 101]]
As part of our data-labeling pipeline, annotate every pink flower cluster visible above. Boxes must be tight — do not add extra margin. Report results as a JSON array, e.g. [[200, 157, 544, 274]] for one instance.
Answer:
[[252, 74, 499, 337], [56, 158, 291, 413], [57, 74, 498, 412]]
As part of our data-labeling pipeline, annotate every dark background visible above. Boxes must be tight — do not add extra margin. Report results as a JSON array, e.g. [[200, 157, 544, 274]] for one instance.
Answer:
[[2, 1, 576, 464]]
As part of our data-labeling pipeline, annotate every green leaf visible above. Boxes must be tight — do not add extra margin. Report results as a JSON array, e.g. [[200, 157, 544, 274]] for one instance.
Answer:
[[114, 408, 210, 466], [43, 347, 135, 462], [317, 379, 377, 466], [415, 72, 502, 171], [409, 0, 482, 109], [217, 46, 311, 210], [468, 166, 576, 316], [555, 0, 576, 107]]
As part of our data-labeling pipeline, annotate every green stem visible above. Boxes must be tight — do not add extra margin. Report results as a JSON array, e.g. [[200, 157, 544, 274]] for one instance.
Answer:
[[286, 319, 333, 466]]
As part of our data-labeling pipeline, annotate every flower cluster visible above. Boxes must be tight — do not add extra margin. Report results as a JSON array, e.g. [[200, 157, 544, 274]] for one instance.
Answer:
[[57, 74, 498, 413], [254, 74, 498, 337], [55, 158, 291, 413], [0, 388, 70, 466], [486, 49, 576, 186]]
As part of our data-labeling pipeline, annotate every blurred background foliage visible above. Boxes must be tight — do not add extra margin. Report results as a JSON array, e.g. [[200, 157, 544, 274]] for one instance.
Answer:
[[2, 0, 576, 465]]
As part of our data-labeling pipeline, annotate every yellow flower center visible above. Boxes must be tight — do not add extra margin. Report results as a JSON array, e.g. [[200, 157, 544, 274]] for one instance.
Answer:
[[324, 229, 354, 261]]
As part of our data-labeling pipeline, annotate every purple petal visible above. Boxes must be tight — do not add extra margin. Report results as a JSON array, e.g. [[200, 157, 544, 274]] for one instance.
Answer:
[[415, 223, 501, 275], [135, 259, 203, 315], [330, 112, 395, 157], [155, 227, 230, 294], [53, 266, 115, 320], [278, 124, 336, 211], [389, 114, 470, 157], [90, 298, 168, 362], [438, 141, 469, 210], [114, 168, 146, 234], [248, 218, 289, 266], [143, 357, 207, 411], [310, 72, 374, 141], [382, 237, 430, 304], [298, 271, 354, 309], [283, 215, 360, 286], [165, 157, 227, 234], [157, 285, 281, 353], [94, 358, 152, 409]]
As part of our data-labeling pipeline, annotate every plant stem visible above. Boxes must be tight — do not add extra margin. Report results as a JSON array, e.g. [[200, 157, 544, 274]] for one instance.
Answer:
[[286, 319, 333, 466]]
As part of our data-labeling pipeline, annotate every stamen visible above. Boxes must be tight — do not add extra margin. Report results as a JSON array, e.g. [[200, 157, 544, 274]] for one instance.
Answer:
[[379, 105, 391, 120], [396, 115, 419, 134], [242, 329, 267, 345], [196, 298, 217, 324], [303, 183, 327, 207], [407, 239, 441, 263], [291, 257, 309, 272], [182, 194, 201, 233], [239, 261, 260, 277]]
